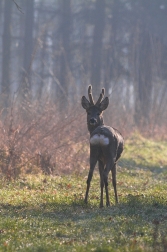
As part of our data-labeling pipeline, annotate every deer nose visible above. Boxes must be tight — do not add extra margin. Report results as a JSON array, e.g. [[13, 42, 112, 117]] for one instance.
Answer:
[[90, 118, 97, 124]]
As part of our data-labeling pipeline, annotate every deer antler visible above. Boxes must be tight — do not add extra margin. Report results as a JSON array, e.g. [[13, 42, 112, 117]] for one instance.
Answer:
[[88, 85, 94, 105], [95, 88, 105, 106]]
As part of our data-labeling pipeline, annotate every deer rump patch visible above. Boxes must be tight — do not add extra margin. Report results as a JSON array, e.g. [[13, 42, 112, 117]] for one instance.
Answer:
[[90, 134, 109, 146]]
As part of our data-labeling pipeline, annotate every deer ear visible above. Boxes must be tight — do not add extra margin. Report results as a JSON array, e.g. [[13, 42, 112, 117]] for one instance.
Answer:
[[81, 96, 91, 110], [99, 97, 109, 111]]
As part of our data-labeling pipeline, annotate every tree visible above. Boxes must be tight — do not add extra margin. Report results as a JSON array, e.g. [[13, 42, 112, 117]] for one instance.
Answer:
[[91, 0, 105, 90], [1, 0, 12, 108], [59, 0, 72, 110], [131, 25, 153, 126], [104, 0, 121, 95], [22, 0, 34, 94]]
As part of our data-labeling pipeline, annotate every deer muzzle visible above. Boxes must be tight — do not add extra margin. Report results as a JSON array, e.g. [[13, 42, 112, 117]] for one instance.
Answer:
[[89, 118, 97, 125]]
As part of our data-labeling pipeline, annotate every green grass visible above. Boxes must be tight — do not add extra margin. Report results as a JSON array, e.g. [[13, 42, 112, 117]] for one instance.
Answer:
[[121, 132, 167, 171], [0, 135, 167, 251]]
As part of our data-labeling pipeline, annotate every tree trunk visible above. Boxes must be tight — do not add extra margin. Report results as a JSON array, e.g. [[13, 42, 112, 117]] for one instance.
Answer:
[[38, 30, 47, 100], [1, 0, 12, 108], [91, 0, 105, 90], [104, 0, 119, 95], [22, 0, 34, 97], [133, 26, 153, 126], [59, 0, 71, 110]]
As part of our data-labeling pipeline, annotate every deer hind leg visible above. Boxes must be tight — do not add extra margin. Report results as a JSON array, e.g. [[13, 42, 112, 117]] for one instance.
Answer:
[[111, 163, 118, 204], [104, 157, 117, 206], [84, 149, 98, 204], [104, 173, 110, 207], [98, 160, 104, 208], [103, 161, 113, 207]]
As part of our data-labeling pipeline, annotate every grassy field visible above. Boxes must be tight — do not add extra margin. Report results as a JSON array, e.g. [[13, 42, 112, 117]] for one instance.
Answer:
[[0, 134, 167, 252]]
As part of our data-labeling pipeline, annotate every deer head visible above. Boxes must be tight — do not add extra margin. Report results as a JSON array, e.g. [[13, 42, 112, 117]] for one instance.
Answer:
[[81, 85, 109, 133]]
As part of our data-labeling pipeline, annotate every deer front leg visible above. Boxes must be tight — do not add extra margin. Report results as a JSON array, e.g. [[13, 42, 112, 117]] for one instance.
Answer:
[[84, 149, 97, 204]]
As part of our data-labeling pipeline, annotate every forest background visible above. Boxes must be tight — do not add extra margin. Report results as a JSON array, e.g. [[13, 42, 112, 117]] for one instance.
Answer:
[[0, 0, 167, 178]]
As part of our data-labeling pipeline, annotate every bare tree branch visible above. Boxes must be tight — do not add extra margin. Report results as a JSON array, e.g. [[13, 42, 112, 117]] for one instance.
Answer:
[[13, 0, 24, 14]]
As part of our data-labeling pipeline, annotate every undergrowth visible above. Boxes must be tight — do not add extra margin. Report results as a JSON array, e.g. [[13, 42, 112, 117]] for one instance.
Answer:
[[0, 100, 89, 179]]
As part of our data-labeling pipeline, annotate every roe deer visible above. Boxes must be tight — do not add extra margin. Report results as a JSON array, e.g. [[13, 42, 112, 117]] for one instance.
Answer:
[[81, 85, 124, 207]]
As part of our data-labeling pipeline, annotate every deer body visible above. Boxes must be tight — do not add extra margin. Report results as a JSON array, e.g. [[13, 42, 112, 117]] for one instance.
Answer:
[[82, 86, 124, 207]]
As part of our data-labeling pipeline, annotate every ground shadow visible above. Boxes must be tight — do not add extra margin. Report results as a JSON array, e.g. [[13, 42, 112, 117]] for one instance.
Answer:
[[0, 194, 166, 224]]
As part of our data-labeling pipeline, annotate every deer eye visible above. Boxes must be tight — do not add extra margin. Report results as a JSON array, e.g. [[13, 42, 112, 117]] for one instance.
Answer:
[[97, 112, 100, 116], [87, 112, 91, 115]]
